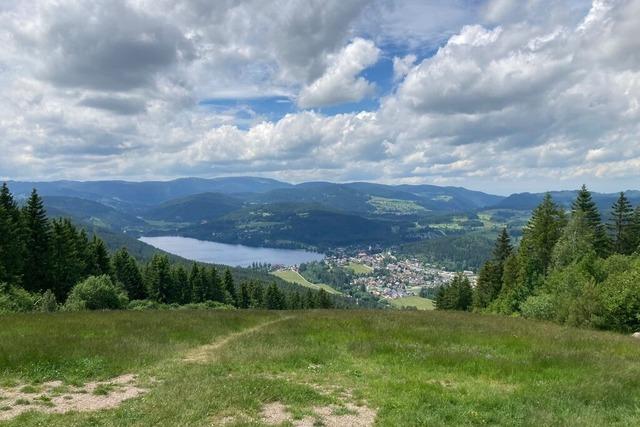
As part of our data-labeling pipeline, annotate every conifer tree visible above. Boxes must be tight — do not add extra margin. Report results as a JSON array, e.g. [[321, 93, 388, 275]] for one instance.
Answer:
[[493, 227, 513, 262], [608, 192, 634, 254], [265, 283, 285, 309], [0, 183, 25, 285], [112, 248, 146, 300], [50, 218, 84, 301], [239, 283, 251, 308], [172, 265, 190, 304], [318, 289, 333, 308], [304, 289, 317, 308], [208, 267, 225, 302], [223, 269, 237, 306], [572, 185, 609, 256], [87, 235, 112, 276], [22, 189, 51, 293], [631, 206, 640, 253], [145, 254, 173, 303], [189, 263, 206, 303]]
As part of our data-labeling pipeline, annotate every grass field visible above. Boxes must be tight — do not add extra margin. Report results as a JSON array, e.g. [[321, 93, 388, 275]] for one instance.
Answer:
[[388, 296, 434, 310], [344, 262, 373, 275], [2, 310, 640, 425], [271, 270, 341, 294]]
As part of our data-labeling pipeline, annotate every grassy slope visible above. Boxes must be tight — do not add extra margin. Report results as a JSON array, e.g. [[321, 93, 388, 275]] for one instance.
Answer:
[[3, 310, 640, 426], [344, 262, 373, 275], [271, 270, 341, 295], [388, 296, 435, 310]]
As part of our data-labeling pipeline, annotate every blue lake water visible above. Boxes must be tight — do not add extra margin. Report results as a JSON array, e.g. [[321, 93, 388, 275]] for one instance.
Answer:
[[139, 236, 324, 267]]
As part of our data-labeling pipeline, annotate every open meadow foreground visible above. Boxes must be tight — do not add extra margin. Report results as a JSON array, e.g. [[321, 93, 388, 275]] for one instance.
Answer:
[[2, 310, 640, 426]]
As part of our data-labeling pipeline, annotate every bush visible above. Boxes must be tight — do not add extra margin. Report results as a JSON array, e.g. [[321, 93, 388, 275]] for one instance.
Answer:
[[598, 269, 640, 332], [521, 294, 555, 321], [37, 289, 58, 312], [64, 275, 128, 311], [0, 283, 38, 313]]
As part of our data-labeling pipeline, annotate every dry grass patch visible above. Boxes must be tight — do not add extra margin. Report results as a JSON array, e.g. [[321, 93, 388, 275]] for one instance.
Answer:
[[0, 374, 150, 421]]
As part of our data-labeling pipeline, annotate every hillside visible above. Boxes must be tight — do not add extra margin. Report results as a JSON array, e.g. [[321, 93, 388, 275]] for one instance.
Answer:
[[2, 310, 640, 425], [143, 192, 243, 223]]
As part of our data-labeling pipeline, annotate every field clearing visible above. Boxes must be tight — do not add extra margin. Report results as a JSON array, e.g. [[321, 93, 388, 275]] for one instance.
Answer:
[[344, 262, 373, 275], [2, 310, 640, 425], [271, 270, 341, 294], [388, 296, 435, 310]]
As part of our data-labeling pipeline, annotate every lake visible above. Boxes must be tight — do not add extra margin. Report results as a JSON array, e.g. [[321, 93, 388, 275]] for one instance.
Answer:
[[138, 236, 324, 267]]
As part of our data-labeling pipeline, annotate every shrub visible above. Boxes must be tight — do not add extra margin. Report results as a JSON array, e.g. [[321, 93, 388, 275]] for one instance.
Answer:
[[0, 283, 38, 313], [521, 294, 555, 321], [37, 289, 58, 312], [598, 269, 640, 332], [64, 275, 128, 311]]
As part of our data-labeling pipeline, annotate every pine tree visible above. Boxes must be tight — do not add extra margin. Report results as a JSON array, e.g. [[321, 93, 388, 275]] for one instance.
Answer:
[[249, 282, 264, 308], [317, 289, 333, 309], [572, 185, 609, 256], [223, 269, 237, 306], [304, 289, 317, 308], [189, 263, 206, 303], [50, 218, 84, 301], [608, 192, 634, 254], [239, 283, 251, 309], [631, 206, 640, 253], [22, 189, 51, 293], [207, 267, 225, 303], [145, 254, 173, 303], [288, 291, 302, 310], [112, 248, 146, 300], [0, 183, 25, 285], [265, 283, 285, 309], [493, 227, 512, 262], [87, 235, 112, 277], [172, 265, 190, 304]]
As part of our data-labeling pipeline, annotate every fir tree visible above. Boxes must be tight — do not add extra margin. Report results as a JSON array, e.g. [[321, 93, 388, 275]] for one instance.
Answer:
[[50, 218, 84, 301], [572, 185, 609, 256], [265, 283, 285, 309], [608, 192, 634, 254], [189, 263, 206, 303], [172, 265, 190, 304], [22, 189, 51, 293], [317, 289, 333, 308], [145, 254, 173, 303], [0, 183, 25, 285], [208, 267, 225, 303], [87, 235, 112, 277], [631, 206, 640, 253], [112, 248, 146, 300], [223, 269, 237, 306], [239, 283, 251, 309], [493, 227, 512, 262], [435, 273, 472, 311]]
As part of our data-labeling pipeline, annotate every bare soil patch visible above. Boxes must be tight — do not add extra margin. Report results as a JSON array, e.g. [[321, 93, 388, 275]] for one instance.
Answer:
[[0, 374, 149, 421]]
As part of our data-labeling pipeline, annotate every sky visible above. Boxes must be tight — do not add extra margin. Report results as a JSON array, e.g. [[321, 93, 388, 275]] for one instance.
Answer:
[[0, 0, 639, 194]]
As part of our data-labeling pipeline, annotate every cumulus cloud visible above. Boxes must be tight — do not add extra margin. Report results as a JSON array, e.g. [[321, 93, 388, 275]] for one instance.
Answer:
[[0, 0, 639, 194], [297, 38, 380, 108]]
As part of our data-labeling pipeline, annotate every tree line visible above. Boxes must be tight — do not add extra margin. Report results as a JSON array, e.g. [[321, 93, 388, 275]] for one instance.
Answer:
[[436, 185, 640, 332], [0, 183, 336, 312]]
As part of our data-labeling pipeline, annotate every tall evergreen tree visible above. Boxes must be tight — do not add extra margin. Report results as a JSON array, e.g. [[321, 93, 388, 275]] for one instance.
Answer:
[[239, 283, 251, 309], [208, 267, 225, 303], [112, 248, 146, 300], [172, 265, 190, 304], [49, 218, 84, 301], [0, 183, 25, 285], [87, 235, 112, 277], [493, 227, 513, 262], [189, 263, 206, 303], [435, 273, 472, 311], [22, 189, 51, 293], [608, 192, 634, 254], [223, 269, 237, 306], [265, 283, 285, 309], [145, 254, 173, 303], [631, 206, 640, 253], [572, 184, 609, 256]]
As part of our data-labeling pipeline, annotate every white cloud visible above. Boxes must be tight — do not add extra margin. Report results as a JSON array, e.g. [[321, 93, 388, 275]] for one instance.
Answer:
[[1, 0, 640, 194], [297, 38, 380, 108]]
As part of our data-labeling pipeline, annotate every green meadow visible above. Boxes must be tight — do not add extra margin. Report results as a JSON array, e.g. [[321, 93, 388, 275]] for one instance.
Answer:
[[388, 296, 435, 310], [271, 270, 341, 295], [2, 310, 640, 426]]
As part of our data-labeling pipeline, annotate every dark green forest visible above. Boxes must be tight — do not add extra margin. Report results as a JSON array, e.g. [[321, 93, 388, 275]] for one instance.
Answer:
[[0, 183, 347, 313], [436, 185, 640, 332]]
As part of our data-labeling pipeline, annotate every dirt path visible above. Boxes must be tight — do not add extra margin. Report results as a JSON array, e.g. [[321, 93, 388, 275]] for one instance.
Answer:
[[183, 315, 294, 363]]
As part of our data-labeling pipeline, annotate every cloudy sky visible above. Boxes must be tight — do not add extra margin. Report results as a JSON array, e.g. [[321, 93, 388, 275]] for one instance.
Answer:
[[1, 0, 639, 194]]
